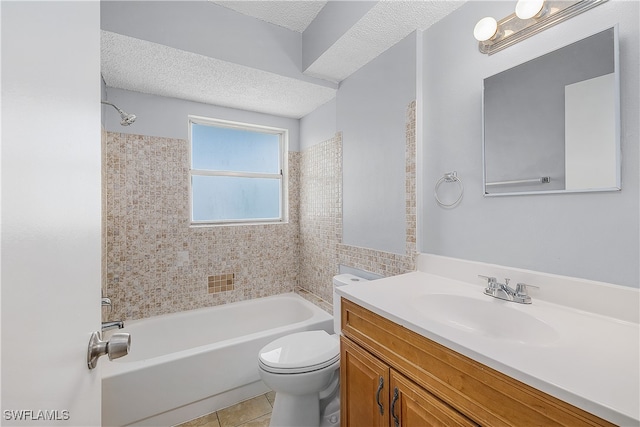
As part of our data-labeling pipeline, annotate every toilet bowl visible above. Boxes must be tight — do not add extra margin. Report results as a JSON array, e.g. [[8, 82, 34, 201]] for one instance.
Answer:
[[259, 330, 340, 427], [257, 274, 368, 427]]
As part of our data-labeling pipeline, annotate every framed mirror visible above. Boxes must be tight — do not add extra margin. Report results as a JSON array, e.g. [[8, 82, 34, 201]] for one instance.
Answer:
[[482, 26, 620, 196]]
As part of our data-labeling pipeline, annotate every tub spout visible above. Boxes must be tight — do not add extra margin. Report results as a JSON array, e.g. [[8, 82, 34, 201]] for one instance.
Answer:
[[102, 321, 125, 331]]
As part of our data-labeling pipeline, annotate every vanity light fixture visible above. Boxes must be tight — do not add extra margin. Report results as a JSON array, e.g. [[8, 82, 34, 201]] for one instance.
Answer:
[[473, 17, 499, 42], [515, 0, 547, 20], [474, 0, 608, 55]]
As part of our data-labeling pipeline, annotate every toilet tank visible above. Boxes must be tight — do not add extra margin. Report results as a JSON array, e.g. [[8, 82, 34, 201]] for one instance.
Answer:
[[333, 274, 369, 334]]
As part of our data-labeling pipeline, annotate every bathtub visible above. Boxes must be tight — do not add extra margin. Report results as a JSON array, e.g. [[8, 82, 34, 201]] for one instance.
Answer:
[[102, 293, 334, 427]]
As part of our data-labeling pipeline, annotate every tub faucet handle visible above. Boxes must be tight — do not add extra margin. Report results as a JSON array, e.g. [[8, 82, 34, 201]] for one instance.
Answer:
[[102, 297, 112, 307]]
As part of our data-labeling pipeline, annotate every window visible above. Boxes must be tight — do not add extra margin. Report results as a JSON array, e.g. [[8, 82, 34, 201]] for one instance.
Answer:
[[189, 116, 287, 224]]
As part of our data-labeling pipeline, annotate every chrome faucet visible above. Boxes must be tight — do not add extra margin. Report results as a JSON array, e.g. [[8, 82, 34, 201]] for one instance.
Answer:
[[101, 298, 124, 331], [478, 275, 538, 304], [102, 321, 125, 331]]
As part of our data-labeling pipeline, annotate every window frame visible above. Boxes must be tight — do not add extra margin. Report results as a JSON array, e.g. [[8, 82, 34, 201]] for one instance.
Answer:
[[188, 115, 288, 226]]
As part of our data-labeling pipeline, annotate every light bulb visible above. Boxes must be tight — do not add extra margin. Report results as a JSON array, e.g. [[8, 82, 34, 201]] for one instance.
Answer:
[[515, 0, 545, 20], [473, 17, 498, 42]]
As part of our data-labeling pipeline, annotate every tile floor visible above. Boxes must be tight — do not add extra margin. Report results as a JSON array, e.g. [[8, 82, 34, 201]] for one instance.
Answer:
[[176, 392, 275, 427]]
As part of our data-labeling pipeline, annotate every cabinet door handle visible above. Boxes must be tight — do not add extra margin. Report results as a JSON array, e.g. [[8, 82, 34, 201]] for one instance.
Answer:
[[376, 376, 384, 415], [391, 387, 400, 427]]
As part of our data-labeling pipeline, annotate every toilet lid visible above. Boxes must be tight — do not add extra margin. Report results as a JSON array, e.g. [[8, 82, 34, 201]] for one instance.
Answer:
[[258, 330, 339, 374]]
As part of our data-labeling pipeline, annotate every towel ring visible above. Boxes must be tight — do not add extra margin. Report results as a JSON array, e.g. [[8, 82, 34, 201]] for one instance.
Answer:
[[435, 171, 464, 208]]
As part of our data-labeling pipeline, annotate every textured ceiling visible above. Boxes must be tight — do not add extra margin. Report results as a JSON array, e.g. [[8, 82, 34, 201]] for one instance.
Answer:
[[210, 1, 327, 32], [305, 1, 465, 82], [101, 1, 465, 119], [101, 31, 337, 119]]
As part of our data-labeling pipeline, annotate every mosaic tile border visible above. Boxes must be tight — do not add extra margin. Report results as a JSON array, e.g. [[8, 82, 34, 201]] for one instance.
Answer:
[[208, 273, 235, 294]]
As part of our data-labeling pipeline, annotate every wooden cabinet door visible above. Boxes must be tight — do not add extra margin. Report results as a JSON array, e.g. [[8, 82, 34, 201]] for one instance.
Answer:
[[341, 336, 390, 427], [390, 370, 478, 427]]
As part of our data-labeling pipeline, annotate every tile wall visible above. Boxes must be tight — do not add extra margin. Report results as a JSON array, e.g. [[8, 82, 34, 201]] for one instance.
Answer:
[[298, 133, 343, 304], [103, 101, 416, 320], [103, 132, 300, 320], [298, 101, 417, 312]]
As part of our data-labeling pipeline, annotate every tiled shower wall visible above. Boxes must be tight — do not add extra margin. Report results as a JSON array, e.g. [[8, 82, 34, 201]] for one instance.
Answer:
[[104, 101, 416, 320], [297, 101, 417, 311], [298, 133, 343, 303], [103, 132, 300, 320]]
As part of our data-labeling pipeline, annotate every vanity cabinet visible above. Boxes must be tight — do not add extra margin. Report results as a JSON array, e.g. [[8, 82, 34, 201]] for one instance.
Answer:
[[340, 298, 615, 427], [340, 336, 388, 427], [389, 368, 478, 427], [341, 335, 477, 427]]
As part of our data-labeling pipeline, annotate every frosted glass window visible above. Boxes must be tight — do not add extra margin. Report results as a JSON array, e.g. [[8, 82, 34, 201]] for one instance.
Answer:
[[192, 176, 281, 221], [191, 124, 280, 174], [189, 117, 287, 224]]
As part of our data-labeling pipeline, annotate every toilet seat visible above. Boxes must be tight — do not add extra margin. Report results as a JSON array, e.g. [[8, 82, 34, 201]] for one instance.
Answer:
[[258, 330, 339, 374]]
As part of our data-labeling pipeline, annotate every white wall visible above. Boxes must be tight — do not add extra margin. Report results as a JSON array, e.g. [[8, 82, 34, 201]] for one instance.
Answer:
[[1, 1, 103, 424], [421, 0, 639, 287], [104, 88, 301, 151], [338, 32, 416, 255], [300, 98, 337, 151]]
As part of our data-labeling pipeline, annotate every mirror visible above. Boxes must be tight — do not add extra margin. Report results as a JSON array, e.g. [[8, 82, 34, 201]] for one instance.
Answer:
[[483, 26, 620, 196]]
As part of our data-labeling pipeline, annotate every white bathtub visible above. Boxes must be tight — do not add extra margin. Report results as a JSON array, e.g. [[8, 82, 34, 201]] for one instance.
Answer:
[[102, 293, 334, 426]]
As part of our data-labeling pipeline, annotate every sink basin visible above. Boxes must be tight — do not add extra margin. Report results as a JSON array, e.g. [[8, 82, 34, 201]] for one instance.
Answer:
[[412, 294, 559, 346]]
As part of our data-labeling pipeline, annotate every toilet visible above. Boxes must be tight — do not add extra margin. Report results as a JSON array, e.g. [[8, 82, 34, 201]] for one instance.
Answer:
[[258, 274, 368, 427]]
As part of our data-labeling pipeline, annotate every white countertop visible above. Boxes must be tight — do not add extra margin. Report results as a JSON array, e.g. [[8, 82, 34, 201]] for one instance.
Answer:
[[336, 270, 640, 426]]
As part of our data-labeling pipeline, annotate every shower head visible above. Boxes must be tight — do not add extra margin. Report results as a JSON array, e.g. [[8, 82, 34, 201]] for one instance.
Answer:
[[120, 112, 137, 126], [101, 101, 136, 126]]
